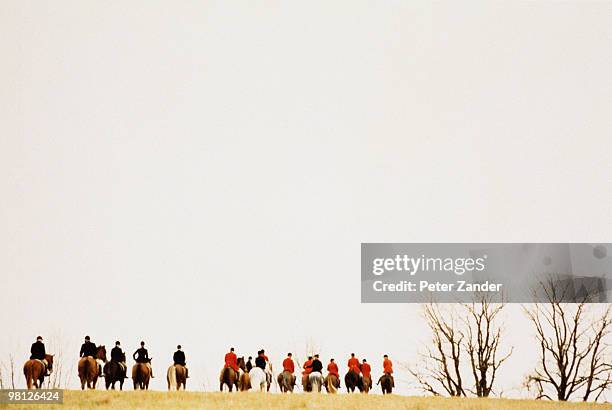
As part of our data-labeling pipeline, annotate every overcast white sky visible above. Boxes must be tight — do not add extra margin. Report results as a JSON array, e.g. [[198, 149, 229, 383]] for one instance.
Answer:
[[1, 0, 611, 395]]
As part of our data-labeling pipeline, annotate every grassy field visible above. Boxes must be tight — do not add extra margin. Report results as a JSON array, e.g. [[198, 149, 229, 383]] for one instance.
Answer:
[[3, 391, 611, 409]]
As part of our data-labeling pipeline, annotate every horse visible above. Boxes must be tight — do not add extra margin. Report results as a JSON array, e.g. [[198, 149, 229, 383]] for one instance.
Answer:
[[277, 371, 296, 393], [132, 360, 152, 390], [308, 371, 324, 392], [103, 355, 127, 391], [23, 354, 54, 389], [167, 364, 187, 391], [345, 370, 360, 393], [78, 345, 107, 390], [238, 369, 251, 391], [302, 372, 311, 392], [378, 373, 393, 394], [324, 374, 340, 393], [249, 366, 267, 392], [220, 356, 245, 392], [361, 375, 372, 393]]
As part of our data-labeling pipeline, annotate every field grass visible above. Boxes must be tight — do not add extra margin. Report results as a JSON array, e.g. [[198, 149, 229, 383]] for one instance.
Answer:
[[3, 391, 611, 409]]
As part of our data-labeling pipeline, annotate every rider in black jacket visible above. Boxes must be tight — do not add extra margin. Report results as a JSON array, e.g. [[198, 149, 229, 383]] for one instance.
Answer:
[[309, 354, 323, 373], [255, 350, 266, 370], [173, 345, 189, 378], [79, 336, 97, 357], [133, 341, 154, 378], [30, 336, 49, 376]]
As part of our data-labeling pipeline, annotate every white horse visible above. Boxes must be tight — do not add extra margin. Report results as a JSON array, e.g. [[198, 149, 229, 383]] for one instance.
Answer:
[[308, 371, 324, 392], [249, 367, 268, 392]]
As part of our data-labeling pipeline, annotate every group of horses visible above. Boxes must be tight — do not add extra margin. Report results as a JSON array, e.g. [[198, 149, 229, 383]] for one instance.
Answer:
[[219, 356, 393, 395], [23, 350, 392, 394], [22, 346, 186, 391]]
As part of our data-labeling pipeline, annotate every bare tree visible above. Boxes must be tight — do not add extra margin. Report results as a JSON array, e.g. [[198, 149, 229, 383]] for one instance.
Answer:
[[410, 303, 466, 396], [524, 279, 612, 402], [463, 298, 513, 397], [8, 354, 16, 390], [44, 331, 73, 389], [410, 299, 512, 398], [0, 355, 17, 389]]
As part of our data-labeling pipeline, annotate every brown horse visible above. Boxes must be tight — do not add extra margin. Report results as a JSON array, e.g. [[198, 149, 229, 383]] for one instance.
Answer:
[[378, 373, 393, 394], [361, 375, 372, 393], [238, 365, 251, 391], [23, 354, 54, 389], [277, 371, 296, 393], [132, 361, 152, 390], [167, 364, 187, 391], [78, 345, 107, 390], [324, 374, 340, 393], [220, 356, 245, 392]]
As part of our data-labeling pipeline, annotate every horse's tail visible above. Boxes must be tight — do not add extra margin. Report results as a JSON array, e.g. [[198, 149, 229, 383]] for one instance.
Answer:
[[23, 362, 32, 390], [329, 377, 337, 393], [167, 365, 177, 390], [134, 363, 148, 388], [82, 357, 91, 380]]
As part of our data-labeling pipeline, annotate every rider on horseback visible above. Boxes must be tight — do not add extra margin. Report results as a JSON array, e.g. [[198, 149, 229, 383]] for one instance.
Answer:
[[30, 336, 49, 376], [301, 355, 313, 390], [79, 336, 97, 358], [80, 336, 102, 377], [348, 353, 361, 378], [224, 347, 239, 372], [282, 353, 294, 374], [327, 358, 341, 387], [133, 341, 154, 378], [309, 354, 323, 373], [361, 359, 372, 389], [110, 341, 127, 378], [173, 345, 189, 378], [255, 350, 266, 370], [382, 354, 394, 388]]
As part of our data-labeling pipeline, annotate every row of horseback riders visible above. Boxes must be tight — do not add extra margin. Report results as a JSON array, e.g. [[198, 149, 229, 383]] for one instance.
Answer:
[[28, 336, 188, 384], [222, 347, 394, 393], [27, 336, 393, 392]]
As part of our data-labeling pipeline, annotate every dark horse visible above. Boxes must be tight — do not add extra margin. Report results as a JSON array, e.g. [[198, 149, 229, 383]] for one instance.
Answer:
[[277, 371, 296, 393], [220, 356, 245, 392], [78, 345, 107, 390], [23, 354, 54, 389], [103, 352, 127, 390], [345, 370, 360, 393], [378, 373, 393, 394], [132, 359, 152, 390]]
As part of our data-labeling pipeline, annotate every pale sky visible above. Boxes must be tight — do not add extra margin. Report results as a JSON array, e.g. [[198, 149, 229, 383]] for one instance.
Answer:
[[1, 0, 611, 395]]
